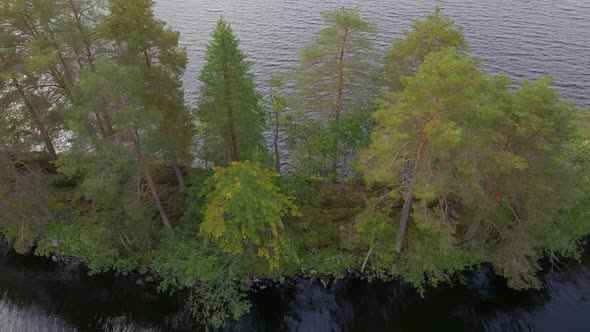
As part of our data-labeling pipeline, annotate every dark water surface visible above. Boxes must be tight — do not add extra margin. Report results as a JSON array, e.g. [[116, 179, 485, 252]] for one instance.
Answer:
[[2, 241, 590, 331], [2, 1, 590, 331]]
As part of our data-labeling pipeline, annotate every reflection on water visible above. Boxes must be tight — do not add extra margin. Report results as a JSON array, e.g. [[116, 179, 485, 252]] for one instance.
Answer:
[[2, 243, 590, 331], [0, 295, 75, 332]]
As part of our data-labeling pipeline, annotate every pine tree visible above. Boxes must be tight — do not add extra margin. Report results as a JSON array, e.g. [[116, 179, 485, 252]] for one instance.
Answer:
[[0, 0, 106, 157], [197, 17, 264, 165], [359, 47, 588, 288], [100, 0, 193, 191], [64, 60, 174, 233], [288, 7, 378, 176], [360, 48, 492, 253], [384, 7, 468, 91]]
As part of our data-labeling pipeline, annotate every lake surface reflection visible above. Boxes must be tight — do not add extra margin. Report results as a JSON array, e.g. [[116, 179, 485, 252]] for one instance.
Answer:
[[2, 242, 590, 331]]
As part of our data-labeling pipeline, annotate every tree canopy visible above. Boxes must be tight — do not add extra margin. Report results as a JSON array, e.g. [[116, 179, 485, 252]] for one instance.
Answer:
[[197, 17, 264, 165], [384, 7, 468, 91], [286, 6, 378, 177], [360, 47, 588, 289]]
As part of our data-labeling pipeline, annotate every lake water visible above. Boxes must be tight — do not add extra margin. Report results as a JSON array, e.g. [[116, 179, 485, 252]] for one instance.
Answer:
[[2, 241, 590, 331], [152, 0, 590, 110], [2, 1, 590, 331]]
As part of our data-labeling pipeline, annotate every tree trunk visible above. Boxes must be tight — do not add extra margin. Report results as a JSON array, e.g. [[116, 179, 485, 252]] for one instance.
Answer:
[[144, 167, 174, 233], [332, 27, 349, 174], [394, 136, 428, 253], [68, 0, 95, 69], [174, 163, 187, 192], [226, 104, 239, 162], [222, 45, 239, 162], [130, 130, 174, 233], [269, 88, 281, 173], [57, 51, 75, 86], [361, 242, 374, 273], [394, 188, 414, 254], [12, 77, 57, 160], [335, 28, 348, 122]]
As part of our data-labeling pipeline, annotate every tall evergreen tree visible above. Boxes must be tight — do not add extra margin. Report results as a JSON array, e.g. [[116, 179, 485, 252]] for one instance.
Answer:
[[63, 60, 174, 233], [359, 47, 587, 288], [100, 0, 193, 191], [360, 48, 493, 253], [288, 7, 378, 176], [197, 17, 264, 165]]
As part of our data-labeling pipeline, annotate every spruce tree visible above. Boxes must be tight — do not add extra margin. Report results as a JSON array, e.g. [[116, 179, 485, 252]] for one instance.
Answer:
[[197, 17, 264, 165]]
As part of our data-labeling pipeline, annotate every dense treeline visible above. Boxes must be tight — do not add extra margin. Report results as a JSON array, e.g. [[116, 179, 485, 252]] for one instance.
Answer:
[[1, 2, 589, 327]]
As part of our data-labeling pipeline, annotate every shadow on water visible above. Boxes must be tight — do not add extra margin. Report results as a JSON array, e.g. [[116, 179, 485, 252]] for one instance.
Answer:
[[2, 239, 590, 331]]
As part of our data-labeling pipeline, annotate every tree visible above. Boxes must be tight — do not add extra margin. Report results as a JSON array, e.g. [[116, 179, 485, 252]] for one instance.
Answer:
[[63, 61, 173, 233], [471, 75, 587, 288], [0, 0, 107, 158], [197, 17, 264, 165], [360, 48, 493, 254], [200, 161, 300, 270], [1, 0, 63, 159], [288, 6, 378, 176], [100, 0, 192, 191], [384, 7, 468, 91], [359, 47, 588, 288]]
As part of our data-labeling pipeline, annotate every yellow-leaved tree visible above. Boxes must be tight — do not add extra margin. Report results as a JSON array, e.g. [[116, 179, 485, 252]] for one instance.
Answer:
[[200, 161, 300, 270]]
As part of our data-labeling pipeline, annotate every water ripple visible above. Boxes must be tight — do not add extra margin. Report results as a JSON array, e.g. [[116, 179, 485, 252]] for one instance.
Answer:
[[154, 0, 590, 110]]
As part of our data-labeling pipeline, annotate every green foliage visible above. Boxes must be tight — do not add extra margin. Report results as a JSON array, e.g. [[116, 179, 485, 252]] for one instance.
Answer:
[[100, 0, 187, 73], [100, 0, 193, 183], [34, 194, 156, 274], [285, 112, 373, 179], [287, 6, 378, 177], [36, 218, 144, 273], [361, 48, 491, 199], [0, 151, 55, 253], [197, 17, 264, 165], [384, 7, 468, 91], [278, 173, 328, 207], [0, 0, 106, 157], [200, 161, 300, 270], [151, 231, 250, 328], [359, 46, 589, 289], [61, 61, 155, 217]]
